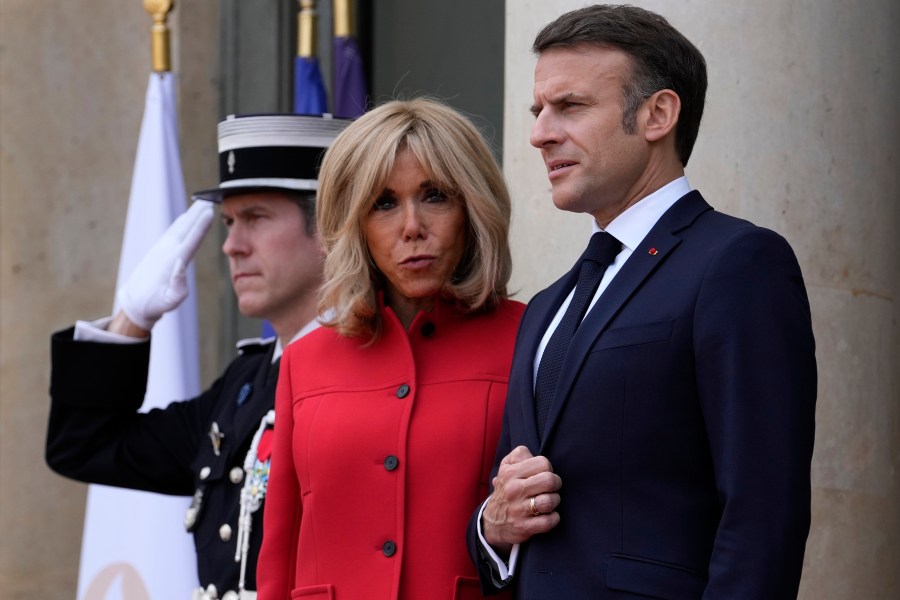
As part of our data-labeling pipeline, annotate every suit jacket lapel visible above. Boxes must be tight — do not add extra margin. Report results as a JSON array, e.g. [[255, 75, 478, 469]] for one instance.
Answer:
[[539, 191, 712, 450]]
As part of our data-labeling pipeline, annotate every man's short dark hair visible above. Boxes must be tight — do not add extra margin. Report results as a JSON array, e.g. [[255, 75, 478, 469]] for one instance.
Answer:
[[533, 4, 707, 166], [286, 192, 317, 236]]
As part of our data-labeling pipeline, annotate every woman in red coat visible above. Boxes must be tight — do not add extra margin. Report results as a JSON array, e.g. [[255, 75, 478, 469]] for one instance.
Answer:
[[257, 99, 523, 600]]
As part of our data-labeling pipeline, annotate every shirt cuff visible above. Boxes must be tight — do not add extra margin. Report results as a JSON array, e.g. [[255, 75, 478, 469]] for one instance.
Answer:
[[476, 495, 520, 581], [74, 317, 147, 344]]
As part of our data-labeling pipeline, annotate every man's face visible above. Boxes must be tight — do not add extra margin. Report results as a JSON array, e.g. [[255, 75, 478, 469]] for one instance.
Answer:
[[220, 192, 324, 326], [530, 45, 651, 226]]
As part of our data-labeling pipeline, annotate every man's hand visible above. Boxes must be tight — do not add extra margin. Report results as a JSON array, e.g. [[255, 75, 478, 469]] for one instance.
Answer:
[[483, 445, 562, 556], [116, 200, 215, 331]]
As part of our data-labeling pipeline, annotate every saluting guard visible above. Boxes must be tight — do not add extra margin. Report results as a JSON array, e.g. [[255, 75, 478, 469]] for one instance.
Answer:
[[46, 112, 349, 599]]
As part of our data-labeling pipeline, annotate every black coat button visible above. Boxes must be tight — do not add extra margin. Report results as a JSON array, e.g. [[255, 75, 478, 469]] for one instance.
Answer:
[[384, 455, 399, 471], [420, 322, 436, 337], [396, 384, 410, 398], [382, 540, 397, 556]]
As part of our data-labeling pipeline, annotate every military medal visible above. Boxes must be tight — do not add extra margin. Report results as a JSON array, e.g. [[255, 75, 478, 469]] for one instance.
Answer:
[[235, 410, 276, 593]]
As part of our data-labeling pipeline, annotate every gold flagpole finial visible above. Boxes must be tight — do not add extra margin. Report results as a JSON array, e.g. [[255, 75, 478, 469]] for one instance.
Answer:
[[334, 0, 354, 38], [298, 1, 318, 59], [144, 0, 174, 72]]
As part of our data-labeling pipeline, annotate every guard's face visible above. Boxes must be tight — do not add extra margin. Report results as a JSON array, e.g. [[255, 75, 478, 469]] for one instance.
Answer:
[[363, 148, 466, 322], [530, 45, 652, 226], [221, 192, 324, 327]]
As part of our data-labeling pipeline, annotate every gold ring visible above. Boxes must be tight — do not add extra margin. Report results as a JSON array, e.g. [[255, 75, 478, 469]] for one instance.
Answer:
[[529, 496, 541, 516]]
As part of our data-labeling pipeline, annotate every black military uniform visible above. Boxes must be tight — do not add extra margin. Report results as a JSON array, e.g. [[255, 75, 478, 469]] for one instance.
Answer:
[[47, 328, 280, 596]]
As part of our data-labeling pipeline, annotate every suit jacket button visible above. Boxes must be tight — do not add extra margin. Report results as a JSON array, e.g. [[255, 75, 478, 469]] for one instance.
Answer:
[[420, 322, 436, 337], [382, 540, 397, 556], [219, 523, 232, 542], [199, 466, 211, 480], [396, 384, 410, 399], [229, 467, 244, 484], [384, 455, 399, 471]]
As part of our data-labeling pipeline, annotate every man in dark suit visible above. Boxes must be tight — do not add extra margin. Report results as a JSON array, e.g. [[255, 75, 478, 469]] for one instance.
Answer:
[[468, 5, 817, 599]]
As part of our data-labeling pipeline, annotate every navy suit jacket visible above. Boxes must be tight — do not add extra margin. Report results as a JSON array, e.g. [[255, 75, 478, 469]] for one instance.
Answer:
[[469, 191, 817, 599]]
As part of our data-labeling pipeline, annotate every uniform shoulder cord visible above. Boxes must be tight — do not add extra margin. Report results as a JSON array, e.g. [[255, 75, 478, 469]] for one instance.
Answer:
[[235, 409, 276, 594]]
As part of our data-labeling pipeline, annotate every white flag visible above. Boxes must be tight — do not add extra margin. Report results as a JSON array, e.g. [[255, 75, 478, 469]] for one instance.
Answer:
[[77, 72, 201, 600]]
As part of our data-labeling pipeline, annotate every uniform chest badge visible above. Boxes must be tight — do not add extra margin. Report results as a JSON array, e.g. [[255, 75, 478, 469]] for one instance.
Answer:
[[207, 421, 224, 456], [235, 410, 276, 564], [236, 382, 252, 406]]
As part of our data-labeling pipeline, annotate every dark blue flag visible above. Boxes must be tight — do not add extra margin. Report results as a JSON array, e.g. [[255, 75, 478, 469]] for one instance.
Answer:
[[294, 56, 328, 115], [333, 35, 367, 118]]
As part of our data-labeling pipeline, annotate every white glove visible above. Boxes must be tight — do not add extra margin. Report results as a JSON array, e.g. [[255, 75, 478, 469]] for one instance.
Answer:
[[116, 200, 216, 331]]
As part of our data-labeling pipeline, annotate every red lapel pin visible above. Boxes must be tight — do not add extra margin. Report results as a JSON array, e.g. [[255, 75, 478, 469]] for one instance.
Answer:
[[648, 247, 658, 256]]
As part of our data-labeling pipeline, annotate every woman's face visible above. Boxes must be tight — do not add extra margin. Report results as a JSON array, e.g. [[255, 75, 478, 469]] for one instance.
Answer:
[[363, 147, 466, 324]]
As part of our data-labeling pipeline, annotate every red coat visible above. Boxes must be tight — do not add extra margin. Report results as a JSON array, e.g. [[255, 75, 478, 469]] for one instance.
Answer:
[[258, 298, 523, 600]]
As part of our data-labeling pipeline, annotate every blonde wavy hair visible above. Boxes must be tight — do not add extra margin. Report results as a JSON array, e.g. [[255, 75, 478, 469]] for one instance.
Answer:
[[316, 98, 513, 340]]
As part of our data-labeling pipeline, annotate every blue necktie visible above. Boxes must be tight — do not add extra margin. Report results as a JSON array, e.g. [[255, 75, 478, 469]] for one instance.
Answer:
[[535, 232, 622, 438]]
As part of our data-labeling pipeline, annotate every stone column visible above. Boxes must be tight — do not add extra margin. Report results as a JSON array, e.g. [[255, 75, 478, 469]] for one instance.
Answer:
[[505, 1, 899, 597]]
